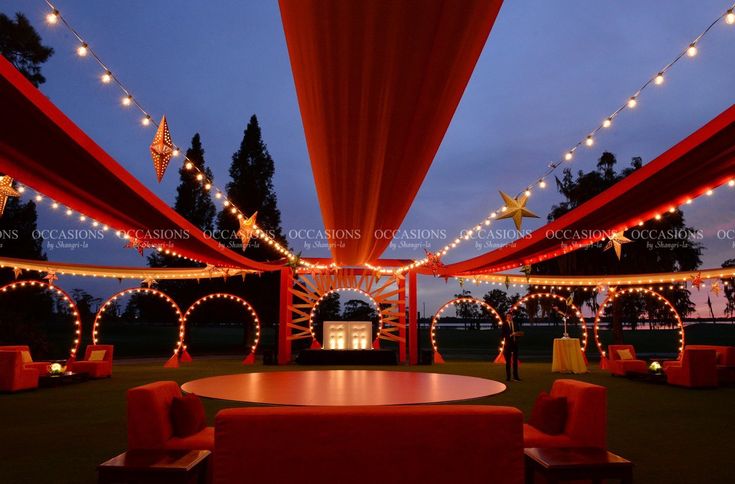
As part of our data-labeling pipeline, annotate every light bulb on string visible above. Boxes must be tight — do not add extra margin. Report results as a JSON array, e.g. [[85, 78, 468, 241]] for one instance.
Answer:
[[539, 179, 547, 189], [77, 43, 88, 57], [564, 151, 573, 161], [101, 71, 112, 83], [687, 43, 698, 57], [141, 115, 151, 126], [185, 161, 194, 170], [727, 9, 735, 24], [602, 117, 612, 128], [655, 73, 664, 85], [122, 95, 132, 106], [585, 136, 594, 147], [627, 96, 637, 108], [46, 10, 59, 24]]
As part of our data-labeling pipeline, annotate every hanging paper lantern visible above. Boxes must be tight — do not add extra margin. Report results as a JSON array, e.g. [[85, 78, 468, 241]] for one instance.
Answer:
[[0, 176, 21, 217], [149, 115, 174, 182], [237, 212, 258, 249]]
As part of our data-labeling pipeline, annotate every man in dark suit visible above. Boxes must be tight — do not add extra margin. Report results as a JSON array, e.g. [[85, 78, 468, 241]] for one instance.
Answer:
[[502, 313, 521, 382]]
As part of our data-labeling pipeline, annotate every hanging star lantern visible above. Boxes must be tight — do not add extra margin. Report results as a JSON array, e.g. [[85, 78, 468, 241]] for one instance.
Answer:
[[521, 264, 533, 282], [457, 277, 465, 288], [43, 271, 58, 285], [237, 212, 257, 250], [710, 281, 721, 296], [124, 238, 145, 256], [496, 191, 539, 231], [424, 249, 445, 276], [286, 251, 302, 271], [595, 282, 605, 293], [690, 272, 703, 290], [504, 275, 511, 290], [142, 276, 157, 288], [12, 267, 22, 279], [604, 230, 631, 260], [0, 176, 21, 218], [149, 115, 174, 182]]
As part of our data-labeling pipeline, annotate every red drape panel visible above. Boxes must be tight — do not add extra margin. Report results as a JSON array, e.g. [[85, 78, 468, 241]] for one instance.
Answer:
[[0, 57, 278, 271], [280, 0, 504, 265], [441, 104, 735, 275]]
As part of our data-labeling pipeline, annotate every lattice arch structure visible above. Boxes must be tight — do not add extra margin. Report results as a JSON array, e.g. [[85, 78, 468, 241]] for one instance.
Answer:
[[502, 292, 588, 362], [92, 287, 185, 367], [430, 297, 503, 363], [593, 287, 685, 367], [0, 280, 82, 360], [183, 293, 261, 365], [288, 270, 405, 350]]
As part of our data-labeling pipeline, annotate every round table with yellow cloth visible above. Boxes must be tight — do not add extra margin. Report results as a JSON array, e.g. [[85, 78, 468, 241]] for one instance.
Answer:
[[551, 338, 587, 374]]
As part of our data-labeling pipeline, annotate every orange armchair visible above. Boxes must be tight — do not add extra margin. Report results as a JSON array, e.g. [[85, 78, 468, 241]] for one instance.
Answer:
[[607, 344, 648, 376], [127, 381, 214, 451], [684, 345, 735, 384], [524, 379, 607, 449], [664, 348, 718, 388], [69, 345, 113, 378], [0, 345, 52, 374], [0, 350, 39, 392]]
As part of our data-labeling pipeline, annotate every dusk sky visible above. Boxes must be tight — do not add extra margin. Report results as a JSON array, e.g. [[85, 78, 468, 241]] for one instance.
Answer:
[[4, 0, 735, 317]]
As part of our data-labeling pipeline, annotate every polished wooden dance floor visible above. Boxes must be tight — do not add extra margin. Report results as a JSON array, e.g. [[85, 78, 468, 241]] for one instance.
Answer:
[[181, 370, 506, 406]]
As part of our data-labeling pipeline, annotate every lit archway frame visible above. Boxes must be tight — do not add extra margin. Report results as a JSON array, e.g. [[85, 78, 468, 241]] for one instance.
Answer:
[[503, 292, 588, 362], [309, 287, 383, 349], [430, 297, 503, 363], [92, 287, 185, 367], [183, 293, 261, 365], [0, 280, 82, 361], [593, 287, 684, 367]]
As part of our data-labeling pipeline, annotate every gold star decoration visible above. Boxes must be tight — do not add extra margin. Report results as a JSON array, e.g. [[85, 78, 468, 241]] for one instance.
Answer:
[[424, 249, 445, 276], [521, 264, 533, 282], [149, 115, 174, 182], [12, 267, 22, 279], [0, 176, 21, 217], [237, 212, 257, 250], [124, 237, 145, 256], [142, 276, 157, 288], [496, 191, 539, 231], [604, 231, 631, 260], [43, 271, 58, 285], [710, 281, 721, 296]]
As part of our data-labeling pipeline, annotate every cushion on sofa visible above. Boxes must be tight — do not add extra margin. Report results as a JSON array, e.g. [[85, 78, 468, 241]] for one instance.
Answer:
[[617, 349, 633, 360], [528, 392, 567, 435], [88, 350, 106, 361], [20, 350, 32, 363], [171, 394, 206, 437]]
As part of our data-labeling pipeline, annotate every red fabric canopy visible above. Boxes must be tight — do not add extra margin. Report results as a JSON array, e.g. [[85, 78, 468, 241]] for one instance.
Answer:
[[441, 104, 735, 275], [0, 56, 278, 271], [280, 0, 504, 266]]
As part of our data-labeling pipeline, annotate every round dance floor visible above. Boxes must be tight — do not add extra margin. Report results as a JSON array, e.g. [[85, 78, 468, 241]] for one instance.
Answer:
[[181, 370, 506, 406]]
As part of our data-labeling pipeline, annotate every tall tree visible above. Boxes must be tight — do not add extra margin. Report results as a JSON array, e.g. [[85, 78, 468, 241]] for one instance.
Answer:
[[722, 259, 735, 322], [0, 12, 53, 87], [533, 152, 701, 342]]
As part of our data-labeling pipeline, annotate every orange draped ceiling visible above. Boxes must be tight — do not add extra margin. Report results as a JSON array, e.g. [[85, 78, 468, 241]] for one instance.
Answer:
[[0, 57, 278, 272], [279, 0, 504, 266]]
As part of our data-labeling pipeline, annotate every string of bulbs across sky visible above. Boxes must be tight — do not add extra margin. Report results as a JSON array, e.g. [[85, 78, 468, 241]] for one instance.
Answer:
[[40, 1, 735, 276]]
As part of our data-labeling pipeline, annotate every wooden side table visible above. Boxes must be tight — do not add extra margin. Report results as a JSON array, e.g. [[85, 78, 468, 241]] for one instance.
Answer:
[[524, 447, 632, 484], [98, 449, 210, 484]]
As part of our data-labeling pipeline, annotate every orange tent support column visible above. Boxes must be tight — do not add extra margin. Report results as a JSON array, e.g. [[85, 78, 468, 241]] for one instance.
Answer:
[[408, 270, 418, 365], [278, 268, 293, 365], [398, 276, 406, 363]]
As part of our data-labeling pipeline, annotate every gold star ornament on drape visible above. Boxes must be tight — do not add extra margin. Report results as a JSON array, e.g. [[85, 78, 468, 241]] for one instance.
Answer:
[[604, 231, 631, 260], [496, 191, 539, 230], [149, 116, 174, 182], [0, 176, 21, 217]]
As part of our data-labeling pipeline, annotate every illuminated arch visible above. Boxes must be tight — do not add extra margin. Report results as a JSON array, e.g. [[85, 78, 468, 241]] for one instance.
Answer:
[[183, 293, 261, 364], [504, 292, 588, 359], [430, 297, 503, 363], [309, 287, 383, 347], [593, 287, 684, 365], [0, 280, 82, 360], [92, 287, 185, 362]]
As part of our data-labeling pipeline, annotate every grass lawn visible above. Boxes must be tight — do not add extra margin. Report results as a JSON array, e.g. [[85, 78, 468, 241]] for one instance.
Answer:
[[1, 358, 734, 484]]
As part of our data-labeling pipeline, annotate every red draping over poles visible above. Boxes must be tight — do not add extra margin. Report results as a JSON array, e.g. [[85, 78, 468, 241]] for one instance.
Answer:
[[440, 104, 735, 276], [279, 0, 505, 266], [0, 56, 280, 272]]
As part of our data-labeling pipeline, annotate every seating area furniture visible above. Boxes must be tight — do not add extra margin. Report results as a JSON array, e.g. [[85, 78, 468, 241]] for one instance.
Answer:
[[684, 345, 735, 384], [69, 345, 114, 379], [98, 449, 210, 484], [0, 345, 52, 374], [0, 350, 39, 392], [524, 447, 633, 484], [524, 379, 607, 449], [664, 348, 718, 388], [607, 345, 648, 376], [214, 405, 524, 484], [127, 381, 214, 451]]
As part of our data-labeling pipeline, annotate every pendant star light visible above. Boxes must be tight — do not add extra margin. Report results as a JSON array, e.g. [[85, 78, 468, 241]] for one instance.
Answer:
[[237, 212, 257, 249], [150, 115, 174, 182], [604, 230, 632, 260], [42, 0, 735, 274], [0, 175, 21, 217], [40, 0, 332, 271], [496, 191, 539, 230]]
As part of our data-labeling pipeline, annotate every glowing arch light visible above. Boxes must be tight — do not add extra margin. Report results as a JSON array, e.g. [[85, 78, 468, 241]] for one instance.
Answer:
[[308, 288, 383, 349], [430, 297, 503, 363], [593, 287, 684, 367], [503, 292, 588, 363], [92, 287, 185, 367], [183, 293, 261, 365], [0, 280, 82, 360]]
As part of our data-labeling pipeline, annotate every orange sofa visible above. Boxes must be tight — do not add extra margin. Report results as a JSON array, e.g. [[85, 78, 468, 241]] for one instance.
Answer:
[[607, 344, 648, 376], [684, 345, 735, 384], [127, 381, 214, 451], [69, 345, 113, 378], [524, 379, 607, 449], [664, 348, 718, 388], [0, 350, 39, 392], [0, 345, 52, 374], [214, 405, 524, 484]]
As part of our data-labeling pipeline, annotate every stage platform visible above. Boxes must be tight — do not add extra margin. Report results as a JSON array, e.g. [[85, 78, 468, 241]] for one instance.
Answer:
[[181, 370, 506, 406], [296, 349, 398, 365]]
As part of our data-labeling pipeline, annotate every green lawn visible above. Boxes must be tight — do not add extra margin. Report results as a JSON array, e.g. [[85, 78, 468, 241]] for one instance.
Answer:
[[0, 359, 733, 484]]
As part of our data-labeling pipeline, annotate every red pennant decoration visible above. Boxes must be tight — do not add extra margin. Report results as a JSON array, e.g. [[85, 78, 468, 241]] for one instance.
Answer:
[[163, 353, 179, 368], [433, 351, 445, 364], [180, 349, 192, 363], [149, 115, 174, 182], [242, 353, 255, 365]]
